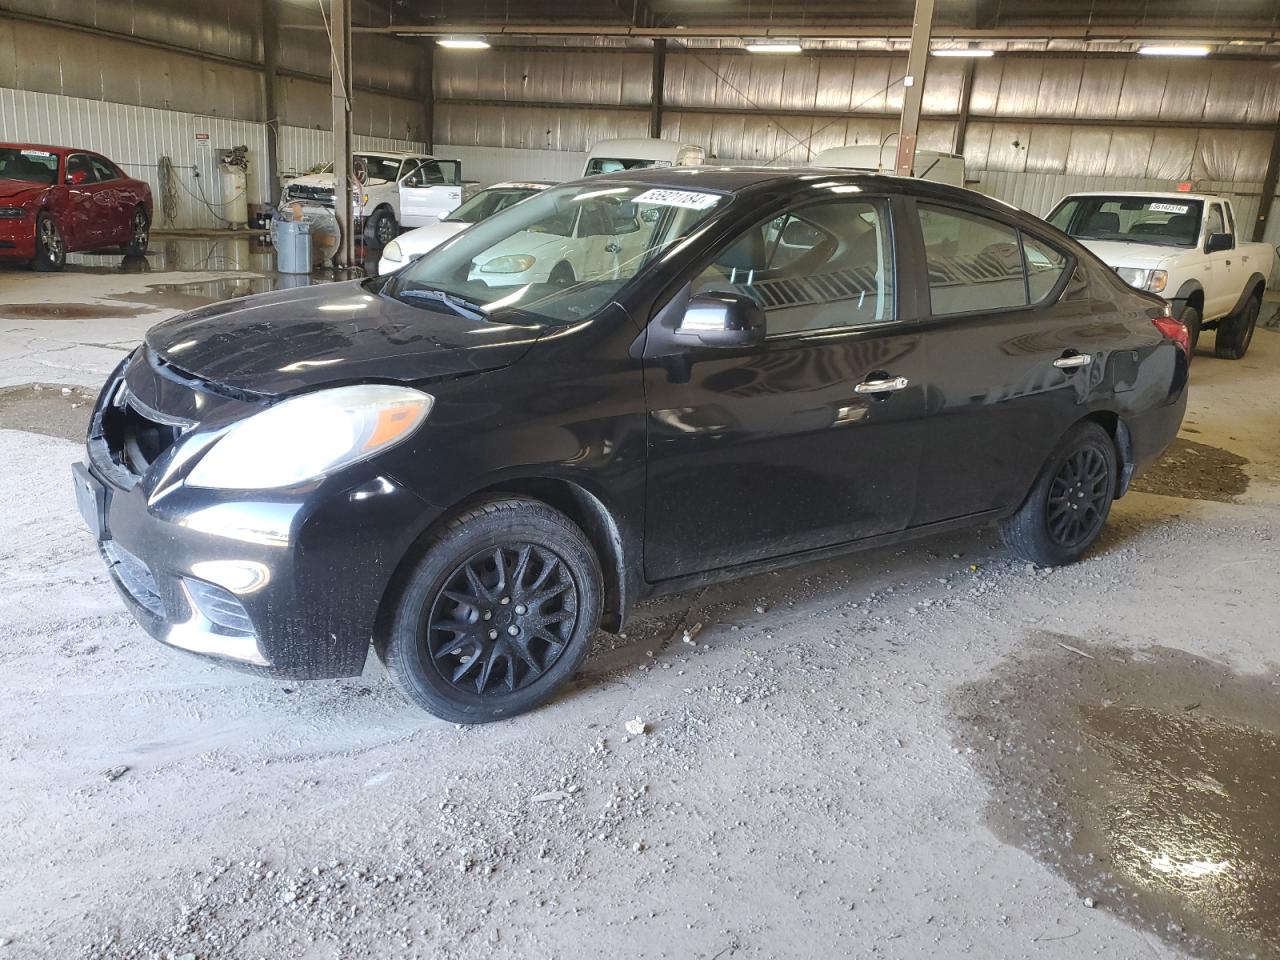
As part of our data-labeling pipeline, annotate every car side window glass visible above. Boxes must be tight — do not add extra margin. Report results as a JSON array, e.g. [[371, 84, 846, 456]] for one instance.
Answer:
[[401, 161, 423, 187], [1224, 203, 1236, 235], [918, 204, 1027, 316], [1206, 204, 1225, 240], [66, 154, 96, 184], [90, 157, 118, 181], [1023, 235, 1068, 304], [417, 161, 445, 185], [691, 198, 894, 335]]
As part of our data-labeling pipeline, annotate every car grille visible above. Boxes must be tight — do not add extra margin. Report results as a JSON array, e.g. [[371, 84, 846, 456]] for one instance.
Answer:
[[102, 541, 165, 618], [286, 184, 335, 206], [95, 384, 190, 483]]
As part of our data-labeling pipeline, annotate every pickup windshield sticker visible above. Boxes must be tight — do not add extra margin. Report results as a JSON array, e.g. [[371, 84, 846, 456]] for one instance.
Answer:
[[1149, 202, 1190, 214], [634, 189, 721, 210]]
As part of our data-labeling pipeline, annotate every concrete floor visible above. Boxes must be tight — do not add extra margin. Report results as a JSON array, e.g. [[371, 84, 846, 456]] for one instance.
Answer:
[[2, 255, 1279, 960]]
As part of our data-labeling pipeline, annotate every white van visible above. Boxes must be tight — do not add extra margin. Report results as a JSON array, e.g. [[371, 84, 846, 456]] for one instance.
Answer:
[[584, 138, 706, 177], [813, 145, 966, 187]]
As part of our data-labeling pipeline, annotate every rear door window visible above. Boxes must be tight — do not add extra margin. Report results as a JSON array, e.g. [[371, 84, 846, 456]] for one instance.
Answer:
[[1023, 236, 1068, 304], [90, 157, 119, 181], [917, 204, 1026, 315], [66, 154, 97, 184]]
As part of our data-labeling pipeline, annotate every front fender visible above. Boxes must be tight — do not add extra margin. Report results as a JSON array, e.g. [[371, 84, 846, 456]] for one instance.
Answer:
[[1168, 278, 1203, 319]]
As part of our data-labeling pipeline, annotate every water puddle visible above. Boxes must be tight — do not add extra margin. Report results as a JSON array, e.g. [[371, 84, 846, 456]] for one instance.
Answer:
[[0, 383, 96, 441], [1130, 438, 1249, 502], [0, 303, 148, 320], [954, 638, 1280, 959]]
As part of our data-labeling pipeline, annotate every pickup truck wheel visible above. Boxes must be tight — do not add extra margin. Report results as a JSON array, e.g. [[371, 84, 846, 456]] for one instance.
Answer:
[[1214, 297, 1258, 360], [363, 208, 398, 248], [999, 422, 1116, 568], [1180, 305, 1201, 355], [378, 497, 602, 723]]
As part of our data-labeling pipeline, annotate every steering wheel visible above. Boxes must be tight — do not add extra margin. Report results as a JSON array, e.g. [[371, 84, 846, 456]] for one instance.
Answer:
[[352, 156, 368, 185]]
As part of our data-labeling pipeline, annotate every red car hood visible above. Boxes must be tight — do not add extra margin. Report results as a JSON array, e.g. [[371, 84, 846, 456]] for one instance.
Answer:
[[0, 179, 49, 203]]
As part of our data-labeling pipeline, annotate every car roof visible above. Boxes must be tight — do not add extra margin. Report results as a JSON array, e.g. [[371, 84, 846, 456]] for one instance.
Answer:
[[1062, 190, 1215, 202], [487, 181, 555, 190], [354, 150, 433, 160], [0, 142, 86, 156]]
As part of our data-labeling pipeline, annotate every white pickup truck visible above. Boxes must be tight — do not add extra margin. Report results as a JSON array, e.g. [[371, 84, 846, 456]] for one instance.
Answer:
[[282, 151, 474, 246], [1047, 192, 1274, 359]]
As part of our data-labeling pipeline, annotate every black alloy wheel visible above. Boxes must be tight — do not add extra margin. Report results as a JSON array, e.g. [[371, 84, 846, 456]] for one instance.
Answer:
[[1045, 445, 1111, 549], [425, 544, 578, 696], [379, 497, 602, 723]]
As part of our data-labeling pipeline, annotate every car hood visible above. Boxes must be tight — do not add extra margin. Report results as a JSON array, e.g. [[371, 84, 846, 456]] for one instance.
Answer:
[[397, 220, 468, 257], [475, 231, 569, 265], [289, 173, 390, 191], [145, 279, 543, 397], [0, 179, 48, 203], [1073, 238, 1179, 270]]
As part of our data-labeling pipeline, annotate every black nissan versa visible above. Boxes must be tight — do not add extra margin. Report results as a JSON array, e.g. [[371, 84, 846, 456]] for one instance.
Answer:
[[74, 168, 1189, 722]]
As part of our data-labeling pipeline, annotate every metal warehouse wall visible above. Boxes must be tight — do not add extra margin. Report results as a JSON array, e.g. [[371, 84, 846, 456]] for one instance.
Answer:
[[433, 46, 1280, 246], [0, 87, 426, 230]]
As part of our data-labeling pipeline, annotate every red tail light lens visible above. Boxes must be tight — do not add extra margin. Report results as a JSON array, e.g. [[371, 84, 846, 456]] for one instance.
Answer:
[[1152, 313, 1191, 359]]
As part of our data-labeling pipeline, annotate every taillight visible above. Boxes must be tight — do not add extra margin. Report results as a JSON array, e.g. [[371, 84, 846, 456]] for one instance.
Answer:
[[1152, 310, 1191, 359]]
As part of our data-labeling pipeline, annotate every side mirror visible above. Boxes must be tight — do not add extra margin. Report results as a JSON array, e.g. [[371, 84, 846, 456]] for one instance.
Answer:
[[1206, 232, 1233, 253], [675, 292, 766, 348]]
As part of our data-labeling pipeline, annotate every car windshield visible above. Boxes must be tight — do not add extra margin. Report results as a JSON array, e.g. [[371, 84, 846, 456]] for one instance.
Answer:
[[445, 186, 544, 224], [0, 147, 58, 184], [355, 155, 402, 183], [585, 157, 667, 176], [1049, 196, 1204, 248], [391, 181, 725, 326]]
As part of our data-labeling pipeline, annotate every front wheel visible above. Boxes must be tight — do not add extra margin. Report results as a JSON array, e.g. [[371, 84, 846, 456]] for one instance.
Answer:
[[363, 207, 399, 248], [999, 422, 1117, 568], [123, 206, 150, 256], [32, 212, 65, 271], [1214, 297, 1258, 360], [1179, 305, 1201, 356], [378, 497, 602, 723]]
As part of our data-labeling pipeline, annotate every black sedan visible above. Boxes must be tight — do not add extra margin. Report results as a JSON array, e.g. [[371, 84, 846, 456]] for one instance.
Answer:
[[74, 168, 1189, 722]]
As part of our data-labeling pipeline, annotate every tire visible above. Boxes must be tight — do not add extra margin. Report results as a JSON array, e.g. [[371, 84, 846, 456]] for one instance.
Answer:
[[123, 206, 150, 257], [363, 207, 398, 248], [999, 421, 1117, 568], [549, 262, 575, 287], [31, 212, 65, 272], [1179, 305, 1201, 356], [1214, 296, 1259, 360], [378, 497, 603, 723]]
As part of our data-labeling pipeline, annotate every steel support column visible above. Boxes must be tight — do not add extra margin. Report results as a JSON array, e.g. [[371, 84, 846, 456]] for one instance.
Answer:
[[331, 0, 354, 269], [420, 42, 435, 150], [1253, 109, 1280, 243], [261, 0, 282, 207], [895, 0, 937, 177], [953, 57, 975, 159], [650, 38, 667, 139]]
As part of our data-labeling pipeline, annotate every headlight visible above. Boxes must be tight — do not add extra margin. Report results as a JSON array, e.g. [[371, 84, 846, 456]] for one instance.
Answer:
[[1115, 267, 1149, 289], [480, 255, 536, 274], [383, 240, 404, 263], [1146, 269, 1168, 294], [186, 385, 433, 490]]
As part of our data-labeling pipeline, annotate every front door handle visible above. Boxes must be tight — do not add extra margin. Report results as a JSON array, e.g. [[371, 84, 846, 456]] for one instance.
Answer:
[[1053, 352, 1092, 369], [853, 375, 910, 394]]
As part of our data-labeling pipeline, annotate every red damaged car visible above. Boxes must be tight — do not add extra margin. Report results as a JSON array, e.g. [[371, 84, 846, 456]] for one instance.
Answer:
[[0, 143, 152, 271]]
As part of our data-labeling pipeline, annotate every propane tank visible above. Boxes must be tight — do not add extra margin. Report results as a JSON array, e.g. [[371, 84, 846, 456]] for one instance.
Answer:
[[219, 145, 250, 228]]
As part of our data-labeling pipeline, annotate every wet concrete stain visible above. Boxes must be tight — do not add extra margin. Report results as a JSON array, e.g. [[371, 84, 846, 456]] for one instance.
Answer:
[[1131, 437, 1250, 502], [0, 302, 148, 321], [0, 383, 95, 441], [954, 638, 1280, 960]]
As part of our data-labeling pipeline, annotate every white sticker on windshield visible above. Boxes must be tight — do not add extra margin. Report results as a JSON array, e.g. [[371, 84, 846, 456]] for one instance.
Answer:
[[1149, 202, 1190, 214], [21, 150, 52, 158], [634, 189, 721, 210]]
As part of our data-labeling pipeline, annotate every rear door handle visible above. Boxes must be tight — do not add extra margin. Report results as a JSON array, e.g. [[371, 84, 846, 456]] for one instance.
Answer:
[[1053, 352, 1092, 369], [853, 375, 910, 394]]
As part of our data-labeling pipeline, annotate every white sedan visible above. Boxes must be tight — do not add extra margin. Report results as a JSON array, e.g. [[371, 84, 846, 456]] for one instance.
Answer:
[[378, 181, 553, 275]]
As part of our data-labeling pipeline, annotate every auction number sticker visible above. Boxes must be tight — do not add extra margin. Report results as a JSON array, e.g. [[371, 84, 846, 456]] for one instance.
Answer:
[[1149, 202, 1189, 214], [634, 189, 721, 210], [21, 150, 52, 158]]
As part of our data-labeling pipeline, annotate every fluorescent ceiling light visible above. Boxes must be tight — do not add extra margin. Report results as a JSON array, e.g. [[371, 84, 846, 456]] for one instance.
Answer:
[[437, 38, 491, 49], [745, 43, 802, 54], [932, 48, 994, 58], [1138, 45, 1211, 57]]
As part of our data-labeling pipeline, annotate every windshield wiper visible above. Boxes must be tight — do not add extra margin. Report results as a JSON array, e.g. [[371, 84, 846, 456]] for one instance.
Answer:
[[398, 286, 489, 321]]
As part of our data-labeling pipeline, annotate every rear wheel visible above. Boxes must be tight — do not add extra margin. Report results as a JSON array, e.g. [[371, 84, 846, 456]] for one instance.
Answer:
[[1214, 296, 1258, 360], [1179, 305, 1201, 356], [32, 212, 65, 272], [1000, 422, 1117, 568], [123, 206, 149, 256], [378, 497, 602, 723]]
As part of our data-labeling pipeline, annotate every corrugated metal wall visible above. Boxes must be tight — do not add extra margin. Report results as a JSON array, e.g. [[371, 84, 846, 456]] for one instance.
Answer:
[[0, 86, 426, 229]]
